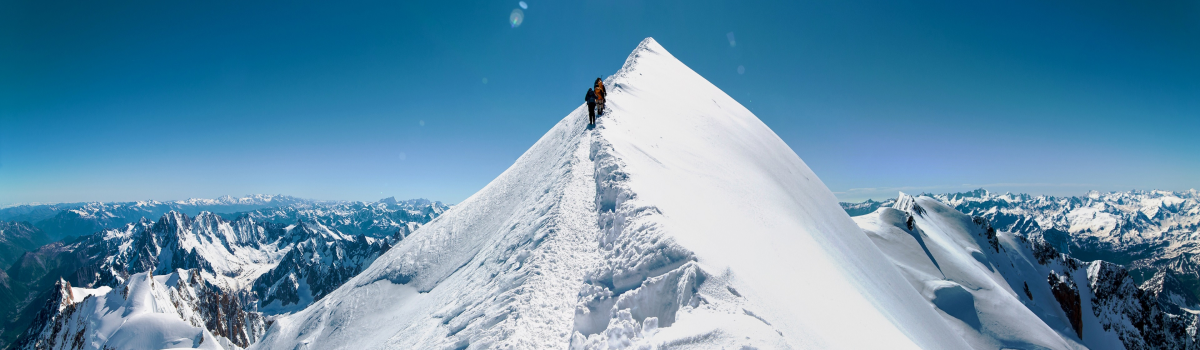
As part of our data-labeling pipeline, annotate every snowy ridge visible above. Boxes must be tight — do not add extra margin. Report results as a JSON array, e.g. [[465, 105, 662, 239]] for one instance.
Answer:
[[254, 38, 970, 350], [845, 188, 1200, 312], [857, 196, 1098, 349], [854, 194, 1200, 349], [14, 270, 265, 350]]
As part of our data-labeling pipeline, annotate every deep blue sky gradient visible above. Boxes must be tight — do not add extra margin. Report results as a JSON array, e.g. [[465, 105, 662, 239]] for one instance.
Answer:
[[2, 0, 1197, 205]]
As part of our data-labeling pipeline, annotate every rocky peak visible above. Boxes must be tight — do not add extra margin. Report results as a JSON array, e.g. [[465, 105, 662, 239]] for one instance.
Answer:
[[1087, 260, 1200, 349], [11, 279, 77, 350], [892, 191, 919, 213], [1141, 269, 1200, 312], [14, 270, 264, 350]]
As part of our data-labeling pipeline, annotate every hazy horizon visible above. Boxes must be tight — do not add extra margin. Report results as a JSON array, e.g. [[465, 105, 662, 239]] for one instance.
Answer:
[[9, 186, 1200, 209]]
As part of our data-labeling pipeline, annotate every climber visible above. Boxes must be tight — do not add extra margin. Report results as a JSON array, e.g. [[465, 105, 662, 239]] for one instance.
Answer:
[[594, 78, 606, 116], [584, 88, 597, 126]]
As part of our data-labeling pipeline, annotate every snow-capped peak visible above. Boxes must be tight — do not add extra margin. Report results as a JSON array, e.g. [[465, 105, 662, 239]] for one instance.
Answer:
[[253, 37, 968, 350], [893, 191, 918, 212]]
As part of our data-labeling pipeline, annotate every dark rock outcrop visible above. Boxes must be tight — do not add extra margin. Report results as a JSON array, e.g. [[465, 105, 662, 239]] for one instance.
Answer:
[[1048, 270, 1083, 338], [1088, 260, 1200, 350], [10, 279, 78, 350], [252, 222, 395, 311], [12, 270, 266, 350]]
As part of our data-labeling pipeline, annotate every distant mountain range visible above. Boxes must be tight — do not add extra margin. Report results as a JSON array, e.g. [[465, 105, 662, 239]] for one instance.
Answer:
[[9, 37, 1198, 350], [0, 196, 448, 348], [843, 188, 1200, 307], [0, 195, 311, 249]]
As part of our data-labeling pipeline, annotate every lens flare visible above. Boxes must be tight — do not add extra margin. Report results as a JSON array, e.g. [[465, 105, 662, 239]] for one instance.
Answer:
[[510, 9, 524, 28], [727, 32, 737, 47], [519, 1, 528, 9], [737, 65, 745, 74]]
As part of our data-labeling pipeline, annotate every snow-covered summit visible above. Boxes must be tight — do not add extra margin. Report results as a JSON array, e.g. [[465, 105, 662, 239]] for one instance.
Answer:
[[15, 270, 265, 350], [254, 38, 968, 349]]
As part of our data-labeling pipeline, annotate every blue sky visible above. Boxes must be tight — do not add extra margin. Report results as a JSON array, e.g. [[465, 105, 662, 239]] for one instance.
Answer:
[[2, 0, 1197, 205]]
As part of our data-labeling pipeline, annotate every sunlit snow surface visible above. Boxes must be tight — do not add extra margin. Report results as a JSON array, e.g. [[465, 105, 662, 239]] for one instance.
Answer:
[[855, 194, 1129, 350], [253, 38, 970, 349], [41, 273, 233, 350]]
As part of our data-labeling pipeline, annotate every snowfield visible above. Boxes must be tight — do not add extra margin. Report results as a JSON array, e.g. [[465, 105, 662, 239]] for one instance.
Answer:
[[253, 38, 971, 350]]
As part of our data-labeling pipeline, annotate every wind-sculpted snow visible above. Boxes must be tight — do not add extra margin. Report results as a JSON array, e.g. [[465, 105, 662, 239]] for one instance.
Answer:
[[845, 188, 1200, 313], [259, 78, 605, 349], [254, 38, 972, 350], [855, 192, 1200, 349], [855, 194, 1095, 349]]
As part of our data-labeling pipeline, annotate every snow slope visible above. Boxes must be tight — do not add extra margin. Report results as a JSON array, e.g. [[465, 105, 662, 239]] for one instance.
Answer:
[[855, 192, 1200, 350], [254, 38, 970, 349], [845, 188, 1200, 315], [855, 194, 1113, 349], [15, 271, 264, 350]]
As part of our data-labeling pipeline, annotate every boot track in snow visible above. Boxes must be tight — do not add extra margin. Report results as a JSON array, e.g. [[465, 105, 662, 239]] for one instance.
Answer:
[[252, 37, 971, 350]]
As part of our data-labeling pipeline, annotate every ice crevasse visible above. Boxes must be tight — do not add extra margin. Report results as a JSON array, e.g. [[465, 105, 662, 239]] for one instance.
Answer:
[[253, 38, 970, 350]]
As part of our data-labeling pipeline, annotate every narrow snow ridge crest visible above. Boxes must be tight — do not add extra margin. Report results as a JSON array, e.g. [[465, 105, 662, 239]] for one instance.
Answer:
[[893, 191, 919, 213]]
